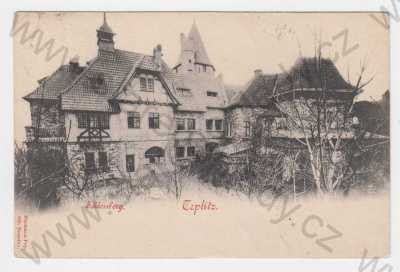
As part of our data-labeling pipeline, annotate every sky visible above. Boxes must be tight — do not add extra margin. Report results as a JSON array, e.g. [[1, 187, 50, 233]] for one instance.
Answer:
[[13, 12, 389, 143]]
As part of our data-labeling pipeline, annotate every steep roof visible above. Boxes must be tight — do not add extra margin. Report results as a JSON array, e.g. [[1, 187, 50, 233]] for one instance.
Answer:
[[228, 57, 356, 108], [175, 22, 214, 69], [188, 23, 212, 66], [24, 64, 83, 100], [98, 17, 114, 34], [228, 74, 278, 108], [275, 57, 355, 94], [60, 49, 178, 112]]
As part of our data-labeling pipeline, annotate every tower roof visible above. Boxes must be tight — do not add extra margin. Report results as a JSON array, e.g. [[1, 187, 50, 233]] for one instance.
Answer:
[[98, 12, 114, 34], [187, 22, 212, 66], [175, 22, 214, 69]]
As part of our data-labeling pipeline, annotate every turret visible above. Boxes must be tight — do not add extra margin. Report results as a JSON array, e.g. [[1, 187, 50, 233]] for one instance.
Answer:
[[97, 13, 115, 52]]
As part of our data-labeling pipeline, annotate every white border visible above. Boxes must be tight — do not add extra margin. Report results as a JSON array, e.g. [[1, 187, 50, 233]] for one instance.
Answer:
[[1, 1, 398, 271]]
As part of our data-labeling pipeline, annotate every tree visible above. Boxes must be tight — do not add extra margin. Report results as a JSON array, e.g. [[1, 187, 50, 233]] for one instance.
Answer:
[[270, 53, 385, 196]]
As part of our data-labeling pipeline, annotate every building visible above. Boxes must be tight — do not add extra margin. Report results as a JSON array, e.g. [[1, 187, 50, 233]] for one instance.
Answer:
[[217, 57, 359, 194], [172, 22, 227, 157], [23, 15, 359, 188], [23, 16, 227, 180]]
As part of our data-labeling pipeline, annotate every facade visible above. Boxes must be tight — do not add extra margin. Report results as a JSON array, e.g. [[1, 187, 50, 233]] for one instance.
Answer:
[[23, 16, 357, 183], [24, 17, 228, 179], [172, 23, 227, 157]]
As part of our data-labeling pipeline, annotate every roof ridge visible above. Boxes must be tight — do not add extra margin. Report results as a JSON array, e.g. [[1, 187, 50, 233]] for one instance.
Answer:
[[116, 48, 154, 59]]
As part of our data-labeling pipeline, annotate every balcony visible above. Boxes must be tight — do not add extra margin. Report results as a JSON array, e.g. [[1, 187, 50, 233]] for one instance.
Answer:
[[25, 126, 66, 142]]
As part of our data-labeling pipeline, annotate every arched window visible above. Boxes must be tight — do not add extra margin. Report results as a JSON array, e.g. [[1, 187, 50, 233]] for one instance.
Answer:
[[145, 146, 165, 164]]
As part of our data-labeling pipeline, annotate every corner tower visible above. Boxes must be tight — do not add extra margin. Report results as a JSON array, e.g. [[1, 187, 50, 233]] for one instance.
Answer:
[[173, 22, 215, 75]]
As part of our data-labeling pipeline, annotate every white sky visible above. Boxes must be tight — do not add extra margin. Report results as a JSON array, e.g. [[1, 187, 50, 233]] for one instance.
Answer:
[[14, 12, 389, 143]]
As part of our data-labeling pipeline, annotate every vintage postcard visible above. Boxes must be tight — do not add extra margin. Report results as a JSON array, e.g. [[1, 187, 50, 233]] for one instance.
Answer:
[[13, 11, 390, 260]]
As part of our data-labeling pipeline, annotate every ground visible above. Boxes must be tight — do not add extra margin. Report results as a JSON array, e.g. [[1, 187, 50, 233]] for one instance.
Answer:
[[15, 177, 389, 259]]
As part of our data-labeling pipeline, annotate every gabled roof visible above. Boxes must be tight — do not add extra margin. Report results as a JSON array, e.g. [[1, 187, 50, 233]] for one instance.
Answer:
[[24, 64, 83, 101], [60, 49, 179, 112], [228, 57, 356, 108]]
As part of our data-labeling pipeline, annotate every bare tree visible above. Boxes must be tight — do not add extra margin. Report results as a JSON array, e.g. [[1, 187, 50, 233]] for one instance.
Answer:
[[269, 51, 383, 196]]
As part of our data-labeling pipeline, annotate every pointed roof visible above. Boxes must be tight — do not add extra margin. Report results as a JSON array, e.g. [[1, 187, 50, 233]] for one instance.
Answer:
[[175, 22, 214, 69], [188, 22, 212, 66], [98, 12, 114, 34]]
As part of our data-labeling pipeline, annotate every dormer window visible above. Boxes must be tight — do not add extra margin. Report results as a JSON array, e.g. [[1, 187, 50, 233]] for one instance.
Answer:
[[89, 72, 105, 91], [96, 77, 104, 86], [140, 75, 155, 92], [207, 91, 217, 97]]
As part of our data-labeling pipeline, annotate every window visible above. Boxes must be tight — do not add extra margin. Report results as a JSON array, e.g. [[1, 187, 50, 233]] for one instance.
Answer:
[[244, 121, 251, 137], [99, 114, 110, 129], [145, 146, 164, 164], [96, 76, 104, 86], [187, 146, 196, 157], [89, 72, 105, 89], [187, 119, 196, 130], [176, 118, 185, 130], [207, 91, 218, 97], [147, 78, 154, 91], [203, 65, 207, 72], [78, 112, 109, 129], [215, 120, 223, 131], [139, 75, 155, 91], [126, 155, 135, 172], [98, 152, 108, 172], [206, 119, 213, 130], [149, 113, 160, 129], [78, 113, 89, 128], [84, 152, 95, 172], [225, 121, 232, 137], [127, 112, 140, 129], [176, 147, 185, 158], [140, 77, 147, 91]]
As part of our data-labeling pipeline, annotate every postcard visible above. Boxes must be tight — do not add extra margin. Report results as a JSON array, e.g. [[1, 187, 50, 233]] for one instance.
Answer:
[[13, 11, 390, 260]]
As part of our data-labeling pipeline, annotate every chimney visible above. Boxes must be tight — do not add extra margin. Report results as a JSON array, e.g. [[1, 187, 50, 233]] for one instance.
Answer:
[[69, 56, 81, 73], [153, 44, 163, 69], [254, 69, 263, 77]]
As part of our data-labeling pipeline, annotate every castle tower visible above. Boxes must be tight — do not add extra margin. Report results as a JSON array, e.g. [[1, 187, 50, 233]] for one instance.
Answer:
[[173, 22, 215, 75], [97, 13, 115, 52]]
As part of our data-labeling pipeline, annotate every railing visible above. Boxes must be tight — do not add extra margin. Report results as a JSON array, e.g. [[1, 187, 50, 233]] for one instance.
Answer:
[[25, 126, 66, 142]]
